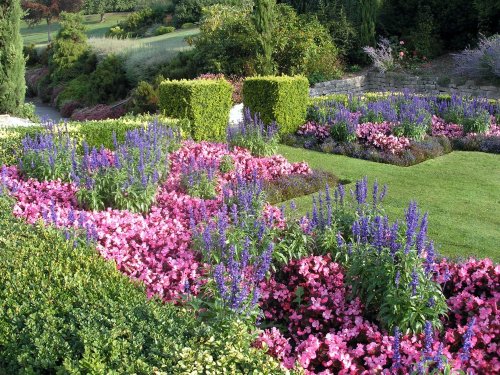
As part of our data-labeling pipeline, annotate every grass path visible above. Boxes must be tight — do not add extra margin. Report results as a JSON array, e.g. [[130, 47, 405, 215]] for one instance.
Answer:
[[279, 146, 500, 261]]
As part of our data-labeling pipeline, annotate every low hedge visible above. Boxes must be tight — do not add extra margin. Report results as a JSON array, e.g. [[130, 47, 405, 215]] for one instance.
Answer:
[[159, 78, 233, 141], [243, 76, 309, 136], [0, 115, 180, 166], [0, 196, 285, 373]]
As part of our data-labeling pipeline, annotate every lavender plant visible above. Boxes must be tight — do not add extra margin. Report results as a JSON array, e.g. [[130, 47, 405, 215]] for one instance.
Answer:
[[453, 34, 500, 80], [227, 109, 279, 156], [363, 38, 395, 73], [191, 172, 275, 317], [19, 127, 75, 182], [301, 178, 447, 334], [75, 123, 180, 213], [330, 105, 360, 142]]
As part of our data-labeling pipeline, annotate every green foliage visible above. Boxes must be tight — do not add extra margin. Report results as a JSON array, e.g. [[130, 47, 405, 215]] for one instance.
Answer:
[[462, 109, 491, 134], [12, 102, 39, 122], [155, 25, 175, 35], [50, 12, 90, 82], [127, 80, 160, 114], [253, 0, 275, 75], [171, 318, 285, 373], [171, 0, 245, 27], [88, 54, 129, 104], [56, 75, 91, 108], [159, 78, 233, 141], [229, 130, 279, 157], [19, 132, 74, 182], [358, 0, 378, 47], [183, 3, 342, 80], [109, 6, 165, 37], [243, 75, 309, 136], [0, 196, 283, 373], [180, 170, 218, 199], [219, 155, 235, 173], [0, 0, 26, 114]]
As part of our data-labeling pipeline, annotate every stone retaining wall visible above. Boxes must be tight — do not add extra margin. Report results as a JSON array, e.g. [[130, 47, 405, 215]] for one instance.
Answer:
[[310, 70, 500, 99]]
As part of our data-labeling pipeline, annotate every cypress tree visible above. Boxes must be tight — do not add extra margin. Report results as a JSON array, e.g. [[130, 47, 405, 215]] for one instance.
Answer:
[[358, 0, 378, 47], [253, 0, 275, 75], [0, 0, 26, 114]]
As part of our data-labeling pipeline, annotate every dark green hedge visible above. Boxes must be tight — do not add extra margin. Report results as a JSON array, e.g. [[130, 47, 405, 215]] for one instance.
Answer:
[[243, 76, 309, 136], [0, 196, 284, 373], [159, 79, 233, 141]]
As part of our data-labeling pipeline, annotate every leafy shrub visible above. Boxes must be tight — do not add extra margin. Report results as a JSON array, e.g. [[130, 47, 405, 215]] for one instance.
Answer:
[[461, 109, 491, 134], [127, 80, 160, 114], [23, 43, 40, 66], [155, 25, 175, 35], [453, 34, 500, 80], [55, 75, 92, 108], [50, 12, 90, 83], [12, 102, 39, 122], [0, 0, 25, 115], [228, 109, 279, 156], [159, 78, 233, 141], [197, 73, 244, 104], [109, 7, 166, 37], [88, 54, 130, 105], [181, 22, 196, 29], [243, 75, 309, 136]]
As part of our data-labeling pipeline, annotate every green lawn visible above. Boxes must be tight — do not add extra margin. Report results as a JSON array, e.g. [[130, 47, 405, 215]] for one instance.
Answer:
[[279, 146, 500, 261], [21, 13, 131, 47]]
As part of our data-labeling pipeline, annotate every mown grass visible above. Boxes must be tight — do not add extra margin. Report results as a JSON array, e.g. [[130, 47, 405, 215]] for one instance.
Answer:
[[279, 145, 500, 261], [21, 13, 131, 47]]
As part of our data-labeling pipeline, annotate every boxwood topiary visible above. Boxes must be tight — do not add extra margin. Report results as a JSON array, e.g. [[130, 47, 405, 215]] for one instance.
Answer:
[[159, 78, 233, 141], [243, 75, 309, 136]]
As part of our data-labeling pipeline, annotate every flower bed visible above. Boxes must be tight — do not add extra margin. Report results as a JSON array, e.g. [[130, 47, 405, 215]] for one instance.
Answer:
[[285, 92, 500, 166], [0, 121, 498, 374], [2, 138, 310, 301]]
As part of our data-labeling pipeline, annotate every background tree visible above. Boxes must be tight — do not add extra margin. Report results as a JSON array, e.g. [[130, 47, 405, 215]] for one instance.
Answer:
[[84, 0, 136, 22], [21, 0, 84, 42], [0, 0, 26, 114], [253, 0, 275, 75]]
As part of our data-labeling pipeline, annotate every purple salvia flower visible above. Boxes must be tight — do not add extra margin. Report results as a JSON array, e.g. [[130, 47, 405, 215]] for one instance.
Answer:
[[460, 317, 476, 362], [50, 199, 57, 225], [410, 269, 419, 296], [214, 263, 227, 301], [392, 326, 401, 370], [416, 213, 428, 256], [428, 296, 435, 308], [372, 180, 379, 207], [435, 342, 444, 370], [395, 270, 401, 287], [255, 242, 273, 282], [425, 241, 435, 274], [423, 321, 433, 358]]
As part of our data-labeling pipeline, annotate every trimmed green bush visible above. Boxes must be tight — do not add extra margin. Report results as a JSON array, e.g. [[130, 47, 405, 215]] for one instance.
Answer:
[[0, 0, 26, 114], [155, 25, 175, 35], [0, 196, 283, 373], [159, 78, 232, 141], [243, 75, 309, 136]]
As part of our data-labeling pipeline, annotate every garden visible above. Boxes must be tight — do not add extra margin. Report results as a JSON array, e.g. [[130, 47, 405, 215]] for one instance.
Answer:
[[1, 0, 499, 374]]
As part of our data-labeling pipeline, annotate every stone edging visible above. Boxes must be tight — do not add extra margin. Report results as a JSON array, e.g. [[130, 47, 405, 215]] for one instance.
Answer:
[[310, 70, 500, 99]]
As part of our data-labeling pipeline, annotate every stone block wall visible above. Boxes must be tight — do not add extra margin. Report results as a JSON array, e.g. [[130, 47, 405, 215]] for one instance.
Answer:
[[310, 70, 500, 99]]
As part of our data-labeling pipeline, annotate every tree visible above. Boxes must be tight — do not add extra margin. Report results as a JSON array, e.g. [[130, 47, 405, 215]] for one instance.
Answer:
[[21, 0, 84, 42], [253, 0, 275, 75], [358, 0, 378, 47], [84, 0, 136, 23], [0, 0, 26, 114]]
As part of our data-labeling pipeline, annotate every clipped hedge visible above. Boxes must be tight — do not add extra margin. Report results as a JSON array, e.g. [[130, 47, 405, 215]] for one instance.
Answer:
[[0, 196, 285, 373], [0, 115, 180, 166], [243, 76, 309, 136], [159, 78, 233, 141]]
